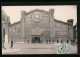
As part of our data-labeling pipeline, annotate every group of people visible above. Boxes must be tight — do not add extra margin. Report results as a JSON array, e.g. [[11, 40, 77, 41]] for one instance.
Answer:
[[26, 39, 77, 44], [45, 40, 67, 44], [2, 39, 77, 49], [45, 39, 77, 44], [9, 39, 78, 46]]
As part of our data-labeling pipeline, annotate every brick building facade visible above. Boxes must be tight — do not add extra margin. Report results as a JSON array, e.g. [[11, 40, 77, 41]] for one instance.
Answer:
[[2, 9, 74, 43], [2, 10, 10, 43], [73, 23, 77, 43]]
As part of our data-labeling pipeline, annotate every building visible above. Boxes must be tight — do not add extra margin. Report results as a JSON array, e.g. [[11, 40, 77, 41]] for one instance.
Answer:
[[2, 10, 10, 43], [2, 9, 74, 43], [73, 23, 77, 43]]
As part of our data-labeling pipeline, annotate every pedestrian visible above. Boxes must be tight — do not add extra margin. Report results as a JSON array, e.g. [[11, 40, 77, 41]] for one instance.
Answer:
[[71, 39, 72, 43], [11, 39, 13, 48], [49, 40, 51, 44], [46, 40, 48, 44], [57, 40, 59, 43], [76, 42, 77, 44], [47, 40, 49, 44], [52, 40, 54, 44], [61, 39, 63, 43], [2, 38, 6, 49], [28, 40, 29, 44], [73, 40, 75, 45], [67, 40, 69, 43]]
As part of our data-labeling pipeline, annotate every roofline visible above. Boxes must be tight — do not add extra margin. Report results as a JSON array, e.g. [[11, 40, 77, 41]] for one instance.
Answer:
[[25, 9, 49, 15], [54, 19, 68, 25], [9, 21, 21, 27]]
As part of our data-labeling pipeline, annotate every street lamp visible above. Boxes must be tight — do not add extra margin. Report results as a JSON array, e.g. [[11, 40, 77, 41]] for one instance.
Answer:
[[2, 35, 6, 49]]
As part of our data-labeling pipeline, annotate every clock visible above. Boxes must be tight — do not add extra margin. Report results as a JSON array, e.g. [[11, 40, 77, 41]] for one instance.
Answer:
[[32, 11, 42, 22]]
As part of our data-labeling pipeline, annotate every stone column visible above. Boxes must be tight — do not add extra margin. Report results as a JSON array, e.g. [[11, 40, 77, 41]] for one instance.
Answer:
[[21, 10, 26, 42], [5, 17, 10, 43], [67, 19, 74, 41], [49, 8, 55, 40]]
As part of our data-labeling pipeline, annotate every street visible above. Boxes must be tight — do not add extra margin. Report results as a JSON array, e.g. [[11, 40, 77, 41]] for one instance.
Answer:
[[2, 42, 77, 54]]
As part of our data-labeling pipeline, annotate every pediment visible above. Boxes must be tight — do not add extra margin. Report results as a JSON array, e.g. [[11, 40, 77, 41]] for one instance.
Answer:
[[26, 9, 49, 15]]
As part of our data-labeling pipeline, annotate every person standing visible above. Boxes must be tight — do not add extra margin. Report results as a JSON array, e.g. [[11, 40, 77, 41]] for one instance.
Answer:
[[11, 39, 13, 48], [67, 40, 69, 43], [61, 39, 63, 43], [57, 40, 59, 43], [52, 40, 54, 44], [28, 40, 29, 44]]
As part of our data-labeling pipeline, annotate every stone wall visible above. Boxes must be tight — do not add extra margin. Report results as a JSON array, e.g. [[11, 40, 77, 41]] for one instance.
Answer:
[[54, 21, 68, 41], [8, 22, 21, 43], [8, 9, 74, 43], [2, 11, 10, 43], [24, 10, 50, 43]]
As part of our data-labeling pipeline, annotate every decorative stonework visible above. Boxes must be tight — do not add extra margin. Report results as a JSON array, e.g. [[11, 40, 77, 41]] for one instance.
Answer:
[[32, 11, 42, 22]]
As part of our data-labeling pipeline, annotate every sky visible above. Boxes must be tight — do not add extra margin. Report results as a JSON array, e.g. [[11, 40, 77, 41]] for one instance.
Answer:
[[2, 5, 77, 25]]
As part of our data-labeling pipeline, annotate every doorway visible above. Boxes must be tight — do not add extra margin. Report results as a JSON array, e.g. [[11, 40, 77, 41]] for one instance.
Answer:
[[32, 37, 41, 43]]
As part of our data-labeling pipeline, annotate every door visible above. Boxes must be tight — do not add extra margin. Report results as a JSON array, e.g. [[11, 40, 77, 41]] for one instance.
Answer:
[[32, 37, 40, 43]]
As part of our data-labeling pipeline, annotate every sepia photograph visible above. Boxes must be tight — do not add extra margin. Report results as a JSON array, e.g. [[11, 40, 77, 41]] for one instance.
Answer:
[[1, 5, 77, 54]]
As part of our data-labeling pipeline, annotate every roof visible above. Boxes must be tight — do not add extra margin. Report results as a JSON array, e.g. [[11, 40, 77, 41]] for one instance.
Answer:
[[9, 19, 68, 27], [9, 21, 21, 27], [54, 19, 68, 25], [9, 9, 69, 27], [25, 9, 49, 15]]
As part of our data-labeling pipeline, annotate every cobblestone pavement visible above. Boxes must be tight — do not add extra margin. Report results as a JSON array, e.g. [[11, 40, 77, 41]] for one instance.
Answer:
[[2, 42, 77, 54]]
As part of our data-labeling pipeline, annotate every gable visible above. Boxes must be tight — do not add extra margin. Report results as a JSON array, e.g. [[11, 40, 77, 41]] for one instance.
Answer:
[[26, 9, 49, 15]]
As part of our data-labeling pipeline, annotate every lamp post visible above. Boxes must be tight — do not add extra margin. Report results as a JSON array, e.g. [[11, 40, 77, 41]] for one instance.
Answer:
[[2, 37, 4, 48], [2, 34, 6, 49]]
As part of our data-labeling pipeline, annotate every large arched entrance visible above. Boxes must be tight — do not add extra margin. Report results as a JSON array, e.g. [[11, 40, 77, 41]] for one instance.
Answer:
[[32, 37, 40, 43], [32, 27, 43, 43]]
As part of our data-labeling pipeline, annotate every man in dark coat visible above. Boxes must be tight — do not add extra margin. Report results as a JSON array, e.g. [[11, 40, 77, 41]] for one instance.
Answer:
[[67, 40, 69, 43], [11, 39, 13, 48], [57, 40, 59, 43], [46, 40, 48, 44], [61, 39, 63, 43], [52, 40, 54, 44], [28, 40, 29, 44]]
